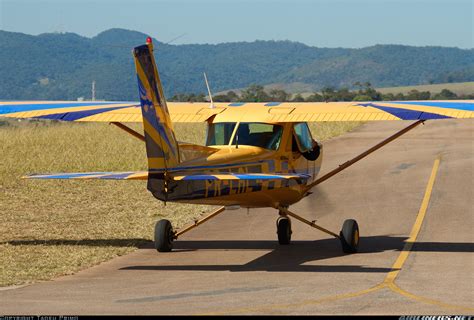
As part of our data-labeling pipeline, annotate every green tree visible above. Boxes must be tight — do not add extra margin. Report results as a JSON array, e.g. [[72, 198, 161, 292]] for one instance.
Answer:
[[433, 89, 457, 100], [291, 93, 305, 102], [240, 84, 270, 102], [382, 93, 395, 101], [335, 88, 356, 101], [394, 93, 406, 101], [321, 87, 337, 102], [405, 90, 430, 100], [226, 91, 240, 102], [213, 93, 231, 102], [352, 95, 372, 101], [305, 92, 324, 102], [268, 89, 290, 102], [354, 82, 382, 101]]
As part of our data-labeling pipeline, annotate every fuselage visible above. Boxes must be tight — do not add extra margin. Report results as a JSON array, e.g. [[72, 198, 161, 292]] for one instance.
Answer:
[[147, 121, 323, 208]]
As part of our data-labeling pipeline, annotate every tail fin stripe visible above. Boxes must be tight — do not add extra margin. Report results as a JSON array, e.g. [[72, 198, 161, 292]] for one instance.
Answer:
[[133, 42, 180, 170]]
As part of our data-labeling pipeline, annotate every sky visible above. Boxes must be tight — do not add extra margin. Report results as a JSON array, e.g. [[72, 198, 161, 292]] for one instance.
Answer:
[[0, 0, 472, 48]]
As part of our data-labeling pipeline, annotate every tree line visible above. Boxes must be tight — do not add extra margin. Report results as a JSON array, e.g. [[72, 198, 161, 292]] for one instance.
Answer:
[[169, 82, 473, 102]]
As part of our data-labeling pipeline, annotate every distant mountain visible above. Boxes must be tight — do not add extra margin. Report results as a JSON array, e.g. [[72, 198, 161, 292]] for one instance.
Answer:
[[1, 28, 473, 100]]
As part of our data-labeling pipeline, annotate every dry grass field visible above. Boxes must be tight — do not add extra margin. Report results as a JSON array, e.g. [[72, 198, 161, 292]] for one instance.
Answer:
[[0, 120, 362, 287], [376, 81, 474, 96], [247, 81, 474, 98]]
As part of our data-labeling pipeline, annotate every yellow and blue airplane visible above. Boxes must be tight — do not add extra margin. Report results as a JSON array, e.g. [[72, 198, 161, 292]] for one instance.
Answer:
[[1, 37, 473, 253]]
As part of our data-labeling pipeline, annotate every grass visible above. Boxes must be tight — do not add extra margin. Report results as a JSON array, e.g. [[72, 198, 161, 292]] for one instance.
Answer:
[[0, 119, 361, 287], [236, 81, 474, 98], [376, 82, 474, 96]]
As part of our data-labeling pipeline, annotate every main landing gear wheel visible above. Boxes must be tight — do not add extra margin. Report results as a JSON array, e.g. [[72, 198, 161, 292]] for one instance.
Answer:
[[154, 219, 174, 252], [339, 219, 359, 253], [277, 217, 292, 245]]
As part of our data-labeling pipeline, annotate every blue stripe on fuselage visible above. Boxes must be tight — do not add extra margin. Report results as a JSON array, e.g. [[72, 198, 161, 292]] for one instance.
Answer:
[[148, 159, 273, 173]]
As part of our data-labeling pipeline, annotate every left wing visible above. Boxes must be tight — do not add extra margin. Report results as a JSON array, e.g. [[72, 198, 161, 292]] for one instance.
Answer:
[[24, 171, 148, 180], [1, 100, 473, 123]]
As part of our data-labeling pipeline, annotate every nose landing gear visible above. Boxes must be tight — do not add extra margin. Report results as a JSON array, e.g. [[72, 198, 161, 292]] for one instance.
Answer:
[[277, 207, 359, 253]]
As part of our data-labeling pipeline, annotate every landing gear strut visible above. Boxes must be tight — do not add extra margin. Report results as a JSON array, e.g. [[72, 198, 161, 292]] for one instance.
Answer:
[[154, 206, 226, 253], [278, 207, 359, 253]]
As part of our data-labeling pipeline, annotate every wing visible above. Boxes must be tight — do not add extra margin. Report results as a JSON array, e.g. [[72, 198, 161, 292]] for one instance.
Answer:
[[24, 171, 148, 180], [1, 100, 473, 123]]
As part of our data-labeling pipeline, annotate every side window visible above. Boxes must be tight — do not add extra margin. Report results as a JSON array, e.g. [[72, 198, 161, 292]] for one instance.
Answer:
[[293, 123, 313, 153], [206, 123, 236, 146], [232, 123, 283, 150]]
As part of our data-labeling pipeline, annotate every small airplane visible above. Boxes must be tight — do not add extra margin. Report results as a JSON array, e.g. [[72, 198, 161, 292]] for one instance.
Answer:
[[1, 37, 473, 253]]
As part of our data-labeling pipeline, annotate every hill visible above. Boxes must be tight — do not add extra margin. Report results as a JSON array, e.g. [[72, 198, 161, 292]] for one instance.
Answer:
[[0, 28, 473, 100]]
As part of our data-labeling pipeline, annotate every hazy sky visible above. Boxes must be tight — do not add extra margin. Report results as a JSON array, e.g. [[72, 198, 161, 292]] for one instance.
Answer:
[[1, 0, 472, 48]]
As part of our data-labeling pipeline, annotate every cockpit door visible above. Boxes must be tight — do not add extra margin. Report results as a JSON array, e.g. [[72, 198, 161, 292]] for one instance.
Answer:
[[292, 123, 320, 176]]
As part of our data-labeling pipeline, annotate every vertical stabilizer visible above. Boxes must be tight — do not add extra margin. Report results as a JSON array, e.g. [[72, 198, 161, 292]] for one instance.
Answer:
[[132, 38, 180, 171]]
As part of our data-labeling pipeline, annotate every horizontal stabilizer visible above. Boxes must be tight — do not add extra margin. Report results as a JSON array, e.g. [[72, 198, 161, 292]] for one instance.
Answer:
[[172, 173, 311, 181], [23, 171, 148, 180]]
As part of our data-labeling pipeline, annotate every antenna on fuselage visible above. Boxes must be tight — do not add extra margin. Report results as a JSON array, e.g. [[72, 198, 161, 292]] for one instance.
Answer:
[[203, 72, 215, 109]]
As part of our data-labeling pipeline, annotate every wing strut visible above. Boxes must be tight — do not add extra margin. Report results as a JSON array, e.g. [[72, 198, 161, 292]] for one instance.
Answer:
[[110, 122, 145, 141], [173, 206, 226, 239], [305, 119, 424, 193]]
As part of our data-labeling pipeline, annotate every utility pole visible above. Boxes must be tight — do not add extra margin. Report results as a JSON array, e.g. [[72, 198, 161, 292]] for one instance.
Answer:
[[92, 80, 96, 101]]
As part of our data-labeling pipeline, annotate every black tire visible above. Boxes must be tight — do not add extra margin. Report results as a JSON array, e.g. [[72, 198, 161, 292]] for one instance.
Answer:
[[340, 219, 359, 253], [277, 217, 292, 245], [154, 219, 174, 252]]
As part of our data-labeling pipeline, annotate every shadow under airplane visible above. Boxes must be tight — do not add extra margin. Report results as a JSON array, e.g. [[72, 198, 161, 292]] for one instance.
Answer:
[[119, 235, 473, 273], [4, 236, 472, 273]]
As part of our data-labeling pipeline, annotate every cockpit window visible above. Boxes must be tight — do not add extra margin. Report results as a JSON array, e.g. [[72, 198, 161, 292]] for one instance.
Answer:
[[293, 123, 313, 152], [206, 123, 237, 146], [233, 123, 283, 150]]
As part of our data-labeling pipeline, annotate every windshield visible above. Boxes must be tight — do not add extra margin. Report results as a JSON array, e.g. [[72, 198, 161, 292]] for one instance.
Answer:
[[206, 123, 237, 146], [233, 123, 283, 150]]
